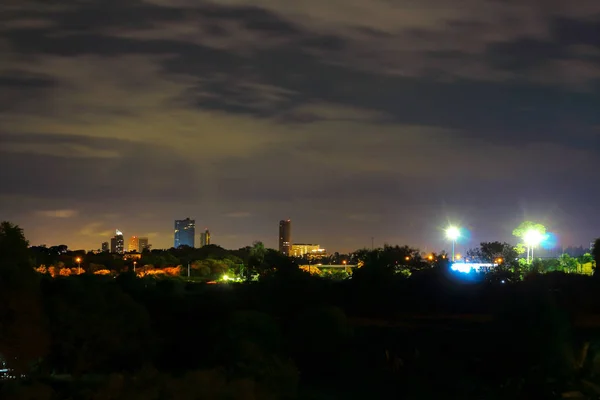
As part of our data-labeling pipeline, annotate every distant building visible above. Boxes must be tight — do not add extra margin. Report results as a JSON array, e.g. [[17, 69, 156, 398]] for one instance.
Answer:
[[123, 252, 142, 261], [290, 243, 326, 257], [101, 242, 109, 252], [279, 219, 291, 256], [138, 237, 149, 252], [110, 230, 124, 254], [174, 218, 195, 248], [200, 229, 211, 247], [128, 236, 139, 252]]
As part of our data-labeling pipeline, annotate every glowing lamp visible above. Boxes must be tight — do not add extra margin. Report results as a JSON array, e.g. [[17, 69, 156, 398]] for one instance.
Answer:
[[445, 226, 460, 240], [524, 229, 544, 247]]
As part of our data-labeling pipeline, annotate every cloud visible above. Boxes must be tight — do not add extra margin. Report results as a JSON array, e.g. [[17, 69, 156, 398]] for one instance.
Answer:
[[347, 213, 382, 223], [1, 0, 600, 250], [2, 140, 121, 159], [137, 0, 600, 86], [224, 212, 252, 218], [36, 209, 78, 218], [78, 222, 113, 238]]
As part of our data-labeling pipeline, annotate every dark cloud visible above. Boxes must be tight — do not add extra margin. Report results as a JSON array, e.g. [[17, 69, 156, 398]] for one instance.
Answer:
[[1, 0, 600, 250], [0, 133, 199, 203]]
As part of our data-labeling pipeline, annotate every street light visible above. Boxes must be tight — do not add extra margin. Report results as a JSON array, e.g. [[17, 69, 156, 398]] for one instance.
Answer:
[[133, 261, 137, 273], [524, 229, 544, 263], [75, 257, 81, 275], [445, 226, 460, 262]]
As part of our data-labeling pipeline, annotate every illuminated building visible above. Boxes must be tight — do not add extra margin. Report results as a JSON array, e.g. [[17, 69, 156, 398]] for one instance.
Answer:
[[138, 237, 149, 252], [200, 229, 210, 247], [290, 244, 327, 257], [174, 218, 195, 248], [123, 252, 142, 261], [128, 236, 139, 252], [101, 242, 109, 252], [279, 219, 291, 255], [110, 230, 124, 254]]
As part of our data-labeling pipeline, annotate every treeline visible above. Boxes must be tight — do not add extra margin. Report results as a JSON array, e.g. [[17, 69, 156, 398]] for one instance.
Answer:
[[5, 222, 600, 398]]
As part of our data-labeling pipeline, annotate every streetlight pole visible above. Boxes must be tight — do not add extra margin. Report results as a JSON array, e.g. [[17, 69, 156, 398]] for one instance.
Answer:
[[75, 257, 81, 275], [524, 229, 543, 265], [445, 226, 460, 262], [133, 261, 137, 273]]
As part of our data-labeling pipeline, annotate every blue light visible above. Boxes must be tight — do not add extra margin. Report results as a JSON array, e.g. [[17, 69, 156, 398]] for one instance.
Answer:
[[541, 232, 558, 250], [451, 262, 496, 273], [450, 263, 474, 273], [453, 228, 472, 244]]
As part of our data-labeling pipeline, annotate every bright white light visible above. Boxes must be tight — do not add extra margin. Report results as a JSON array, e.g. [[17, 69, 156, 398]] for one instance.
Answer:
[[445, 226, 460, 240], [223, 275, 229, 280], [450, 263, 473, 273], [523, 229, 544, 246], [451, 262, 496, 273]]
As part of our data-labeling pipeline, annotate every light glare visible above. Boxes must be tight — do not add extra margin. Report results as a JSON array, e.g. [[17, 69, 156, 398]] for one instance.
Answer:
[[445, 226, 460, 240], [523, 229, 544, 246]]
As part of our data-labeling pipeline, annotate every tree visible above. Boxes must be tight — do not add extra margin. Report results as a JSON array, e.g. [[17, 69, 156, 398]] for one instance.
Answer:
[[0, 222, 49, 374], [247, 241, 267, 278], [512, 221, 546, 261], [465, 242, 517, 266], [512, 221, 547, 240], [0, 222, 33, 281], [559, 254, 578, 273], [592, 238, 600, 277]]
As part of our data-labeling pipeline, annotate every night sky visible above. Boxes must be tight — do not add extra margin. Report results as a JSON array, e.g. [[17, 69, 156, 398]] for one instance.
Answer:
[[1, 1, 600, 252]]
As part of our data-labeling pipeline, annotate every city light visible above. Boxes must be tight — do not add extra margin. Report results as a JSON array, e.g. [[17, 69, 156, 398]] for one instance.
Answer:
[[445, 226, 460, 241], [445, 226, 461, 261], [523, 229, 544, 247], [524, 229, 545, 263]]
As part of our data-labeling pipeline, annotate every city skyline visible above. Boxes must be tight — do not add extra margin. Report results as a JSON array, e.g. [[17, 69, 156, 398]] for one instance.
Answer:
[[2, 1, 600, 252], [14, 214, 592, 256]]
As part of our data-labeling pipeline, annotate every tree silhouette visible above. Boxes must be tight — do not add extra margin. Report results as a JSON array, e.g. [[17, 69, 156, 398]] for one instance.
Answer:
[[0, 222, 49, 374], [591, 238, 600, 277]]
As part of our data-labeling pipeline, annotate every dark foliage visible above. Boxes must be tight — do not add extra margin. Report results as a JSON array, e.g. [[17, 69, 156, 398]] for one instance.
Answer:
[[5, 222, 600, 398]]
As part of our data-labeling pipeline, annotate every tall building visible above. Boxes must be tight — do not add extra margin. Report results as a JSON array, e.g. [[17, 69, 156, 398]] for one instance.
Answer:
[[279, 219, 291, 256], [174, 218, 195, 248], [128, 236, 139, 252], [290, 244, 326, 257], [101, 242, 109, 252], [138, 237, 149, 252], [110, 230, 124, 254], [200, 229, 211, 247]]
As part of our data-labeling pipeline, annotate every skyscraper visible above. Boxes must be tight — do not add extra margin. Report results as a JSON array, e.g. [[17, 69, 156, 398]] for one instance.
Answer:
[[110, 230, 124, 254], [174, 218, 195, 248], [200, 229, 211, 247], [138, 237, 149, 252], [279, 219, 291, 256], [101, 242, 109, 252], [128, 236, 139, 252]]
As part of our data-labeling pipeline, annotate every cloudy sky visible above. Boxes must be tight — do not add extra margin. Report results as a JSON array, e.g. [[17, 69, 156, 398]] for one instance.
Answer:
[[1, 0, 599, 252]]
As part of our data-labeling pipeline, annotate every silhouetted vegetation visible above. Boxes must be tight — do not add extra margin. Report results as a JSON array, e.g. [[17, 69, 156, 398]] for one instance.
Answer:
[[4, 221, 600, 398]]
